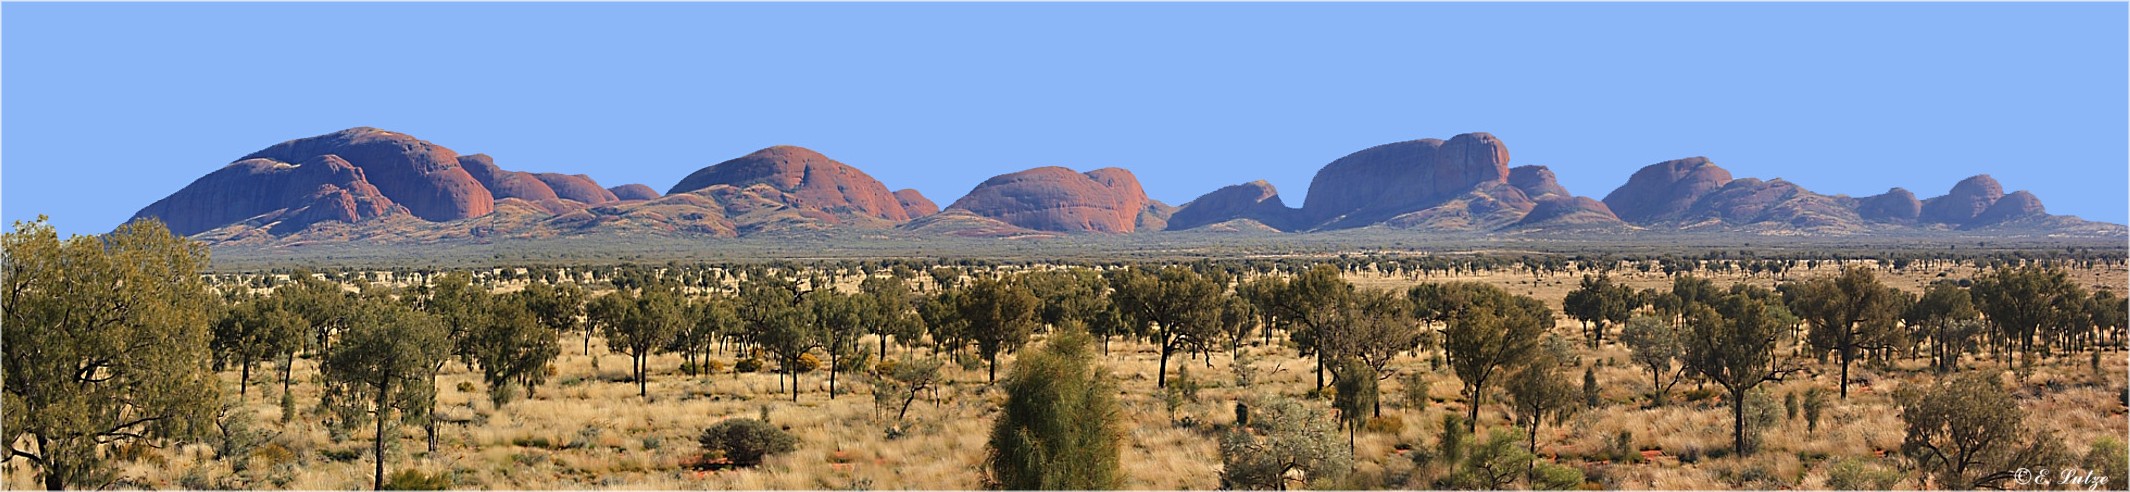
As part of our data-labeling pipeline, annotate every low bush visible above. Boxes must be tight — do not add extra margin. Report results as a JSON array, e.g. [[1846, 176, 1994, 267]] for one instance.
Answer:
[[699, 418, 797, 467]]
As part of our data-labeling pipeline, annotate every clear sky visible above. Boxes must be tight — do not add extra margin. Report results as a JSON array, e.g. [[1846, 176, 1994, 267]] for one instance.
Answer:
[[5, 2, 2125, 236]]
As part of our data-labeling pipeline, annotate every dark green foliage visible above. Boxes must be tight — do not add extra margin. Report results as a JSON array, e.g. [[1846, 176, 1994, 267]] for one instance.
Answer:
[[1562, 274, 1635, 347], [1682, 287, 1796, 457], [1437, 282, 1551, 433], [321, 298, 449, 490], [698, 418, 798, 467], [741, 275, 816, 401], [3, 218, 222, 490], [961, 276, 1042, 383], [984, 329, 1124, 490], [1331, 358, 1378, 449], [1789, 268, 1913, 399], [469, 298, 560, 406], [1109, 266, 1226, 389]]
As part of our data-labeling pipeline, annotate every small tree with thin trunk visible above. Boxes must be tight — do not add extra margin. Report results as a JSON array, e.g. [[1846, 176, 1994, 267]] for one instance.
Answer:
[[1440, 282, 1550, 433], [320, 300, 448, 491], [960, 276, 1040, 383], [984, 328, 1125, 489], [1683, 294, 1798, 456]]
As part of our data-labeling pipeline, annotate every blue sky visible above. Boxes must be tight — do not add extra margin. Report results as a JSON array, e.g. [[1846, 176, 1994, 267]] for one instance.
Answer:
[[6, 2, 2125, 235]]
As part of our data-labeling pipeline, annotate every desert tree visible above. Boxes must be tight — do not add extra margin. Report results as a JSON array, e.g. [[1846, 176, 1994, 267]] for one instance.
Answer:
[[673, 295, 738, 377], [872, 355, 945, 424], [1505, 334, 1581, 465], [1789, 268, 1914, 399], [741, 275, 816, 401], [213, 294, 306, 402], [984, 328, 1125, 490], [1562, 274, 1635, 346], [1439, 282, 1551, 433], [1905, 281, 1982, 373], [583, 291, 633, 357], [960, 275, 1042, 383], [1249, 264, 1354, 391], [1109, 266, 1226, 389], [1618, 315, 1687, 405], [606, 283, 688, 398], [1898, 373, 2072, 489], [1970, 265, 2081, 370], [810, 290, 870, 398], [2, 218, 222, 490], [859, 275, 924, 356], [468, 297, 560, 405], [1684, 293, 1800, 456], [518, 280, 588, 355], [1329, 358, 1377, 453], [1219, 395, 1353, 490], [320, 299, 449, 491]]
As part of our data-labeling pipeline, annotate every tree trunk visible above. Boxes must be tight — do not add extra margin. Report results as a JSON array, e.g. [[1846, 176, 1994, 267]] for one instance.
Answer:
[[1838, 351, 1852, 400], [374, 384, 390, 491], [829, 352, 839, 399], [1157, 341, 1173, 389], [240, 361, 253, 401], [1466, 386, 1483, 433], [1731, 389, 1748, 457], [791, 368, 800, 402], [988, 352, 999, 383]]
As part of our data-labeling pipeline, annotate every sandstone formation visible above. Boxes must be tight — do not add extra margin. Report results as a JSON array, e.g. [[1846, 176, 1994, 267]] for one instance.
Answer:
[[1601, 157, 1733, 224], [458, 154, 562, 202], [667, 146, 911, 222], [239, 127, 493, 222], [132, 155, 405, 236], [1166, 181, 1300, 231], [1971, 190, 2046, 226], [1303, 133, 1512, 228], [1855, 188, 1922, 223], [1514, 196, 1624, 229], [1920, 175, 2006, 224], [533, 173, 618, 205], [894, 189, 939, 217], [1509, 165, 1571, 200], [608, 184, 661, 201], [939, 166, 1152, 233]]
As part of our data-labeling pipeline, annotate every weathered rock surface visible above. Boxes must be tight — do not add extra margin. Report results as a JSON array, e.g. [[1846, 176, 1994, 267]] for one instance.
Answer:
[[1602, 157, 1733, 224], [607, 184, 661, 201], [458, 154, 562, 202], [1509, 165, 1571, 201], [1921, 175, 2006, 224], [132, 155, 406, 236], [939, 166, 1153, 233], [1166, 181, 1301, 231], [239, 127, 493, 222], [1303, 133, 1512, 228], [667, 146, 911, 222], [533, 173, 618, 205], [894, 189, 939, 217], [1855, 187, 1922, 223], [1970, 190, 2046, 226]]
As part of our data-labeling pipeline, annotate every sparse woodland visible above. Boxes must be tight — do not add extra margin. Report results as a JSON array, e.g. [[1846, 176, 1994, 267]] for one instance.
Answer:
[[5, 217, 2129, 490]]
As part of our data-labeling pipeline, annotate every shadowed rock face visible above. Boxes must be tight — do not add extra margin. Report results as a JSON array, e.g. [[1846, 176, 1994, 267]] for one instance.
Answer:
[[1509, 165, 1571, 200], [132, 155, 405, 236], [1856, 187, 1922, 223], [1972, 190, 2045, 225], [1921, 175, 2006, 224], [894, 189, 939, 217], [607, 184, 661, 201], [1167, 180, 1300, 231], [1602, 157, 1734, 224], [1515, 195, 1623, 229], [943, 166, 1152, 233], [239, 127, 493, 222], [667, 146, 911, 222], [458, 154, 562, 202], [1303, 132, 1512, 227]]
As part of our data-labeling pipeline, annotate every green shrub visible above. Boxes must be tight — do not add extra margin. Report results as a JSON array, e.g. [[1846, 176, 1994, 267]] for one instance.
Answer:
[[1364, 415, 1405, 435], [1824, 457, 1903, 490], [699, 418, 797, 467], [1531, 461, 1586, 490], [735, 358, 764, 373]]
